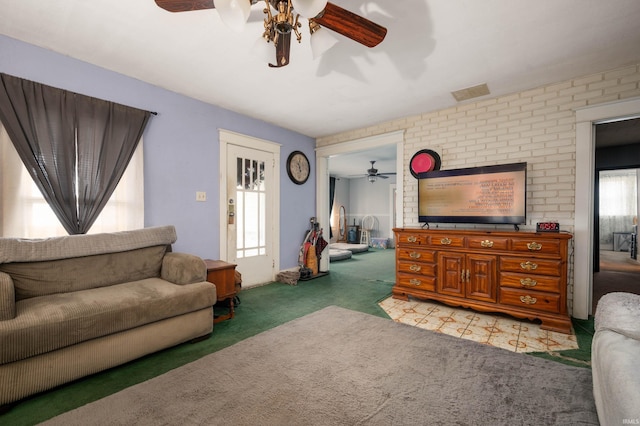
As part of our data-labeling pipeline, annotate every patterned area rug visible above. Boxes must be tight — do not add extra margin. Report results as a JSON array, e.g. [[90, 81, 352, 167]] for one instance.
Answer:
[[379, 296, 578, 353]]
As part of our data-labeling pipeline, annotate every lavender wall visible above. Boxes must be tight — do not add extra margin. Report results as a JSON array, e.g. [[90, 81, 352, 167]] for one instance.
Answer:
[[0, 35, 316, 269]]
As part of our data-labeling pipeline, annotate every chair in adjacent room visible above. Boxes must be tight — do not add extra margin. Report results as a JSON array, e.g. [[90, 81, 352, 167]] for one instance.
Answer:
[[360, 215, 375, 246]]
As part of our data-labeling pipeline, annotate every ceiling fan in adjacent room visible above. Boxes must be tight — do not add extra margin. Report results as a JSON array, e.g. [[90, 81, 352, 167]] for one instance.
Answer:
[[154, 0, 387, 67], [357, 160, 396, 183]]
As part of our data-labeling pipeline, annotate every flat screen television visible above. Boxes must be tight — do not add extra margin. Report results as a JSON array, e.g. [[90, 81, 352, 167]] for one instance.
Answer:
[[418, 162, 527, 226]]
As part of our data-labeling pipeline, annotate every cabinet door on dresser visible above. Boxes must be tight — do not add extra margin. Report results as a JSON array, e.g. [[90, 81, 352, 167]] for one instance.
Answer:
[[437, 252, 497, 302], [466, 254, 498, 302], [437, 252, 465, 297]]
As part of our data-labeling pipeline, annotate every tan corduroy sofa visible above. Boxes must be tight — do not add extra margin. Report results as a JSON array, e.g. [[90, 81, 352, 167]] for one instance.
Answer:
[[0, 225, 216, 406]]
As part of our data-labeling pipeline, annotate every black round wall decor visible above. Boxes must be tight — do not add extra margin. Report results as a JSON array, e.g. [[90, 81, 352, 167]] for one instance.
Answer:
[[409, 149, 441, 178]]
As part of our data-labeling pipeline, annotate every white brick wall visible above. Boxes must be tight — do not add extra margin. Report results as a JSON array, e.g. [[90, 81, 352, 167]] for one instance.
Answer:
[[317, 63, 640, 312], [318, 63, 640, 232]]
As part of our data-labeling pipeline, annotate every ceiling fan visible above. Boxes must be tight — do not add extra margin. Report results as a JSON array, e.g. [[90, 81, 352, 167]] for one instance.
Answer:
[[359, 160, 396, 182], [154, 0, 387, 67]]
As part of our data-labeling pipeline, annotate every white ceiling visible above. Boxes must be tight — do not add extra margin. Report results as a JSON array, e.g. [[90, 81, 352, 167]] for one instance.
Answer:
[[2, 0, 640, 176]]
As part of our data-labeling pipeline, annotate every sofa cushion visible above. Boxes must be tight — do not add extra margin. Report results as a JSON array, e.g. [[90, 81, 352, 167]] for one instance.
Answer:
[[0, 225, 177, 264], [595, 291, 640, 340], [1, 245, 168, 301], [0, 278, 216, 364], [161, 252, 206, 285]]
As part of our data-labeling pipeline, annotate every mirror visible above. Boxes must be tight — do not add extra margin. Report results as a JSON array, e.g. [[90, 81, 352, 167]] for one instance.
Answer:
[[338, 205, 347, 242]]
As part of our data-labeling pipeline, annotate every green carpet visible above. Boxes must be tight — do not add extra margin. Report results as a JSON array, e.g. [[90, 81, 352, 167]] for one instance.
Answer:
[[0, 248, 593, 425], [531, 315, 594, 368]]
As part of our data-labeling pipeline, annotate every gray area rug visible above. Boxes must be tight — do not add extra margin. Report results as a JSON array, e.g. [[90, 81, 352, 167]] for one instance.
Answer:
[[43, 306, 598, 425]]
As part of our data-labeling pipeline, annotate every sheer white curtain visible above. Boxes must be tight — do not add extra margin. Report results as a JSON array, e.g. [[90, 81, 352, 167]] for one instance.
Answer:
[[599, 169, 638, 246], [600, 169, 638, 216], [0, 125, 144, 238]]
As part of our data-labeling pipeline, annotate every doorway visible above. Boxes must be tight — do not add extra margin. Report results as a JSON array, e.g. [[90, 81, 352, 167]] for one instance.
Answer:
[[219, 130, 280, 288], [315, 131, 405, 273], [575, 99, 640, 319], [592, 119, 640, 312]]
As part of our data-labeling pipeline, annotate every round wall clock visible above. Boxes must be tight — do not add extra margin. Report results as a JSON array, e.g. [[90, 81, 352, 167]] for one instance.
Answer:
[[286, 150, 310, 185], [409, 149, 441, 178]]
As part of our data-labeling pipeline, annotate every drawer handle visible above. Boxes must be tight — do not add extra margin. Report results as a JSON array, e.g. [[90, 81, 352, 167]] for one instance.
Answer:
[[520, 261, 538, 271], [527, 242, 542, 251], [440, 238, 452, 245], [520, 278, 538, 288], [409, 279, 422, 286], [409, 264, 422, 272], [481, 240, 494, 248], [407, 236, 418, 243], [409, 252, 421, 259], [519, 295, 537, 305]]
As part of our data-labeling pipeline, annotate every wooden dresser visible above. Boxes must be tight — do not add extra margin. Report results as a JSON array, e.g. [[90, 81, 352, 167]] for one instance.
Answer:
[[393, 228, 573, 333]]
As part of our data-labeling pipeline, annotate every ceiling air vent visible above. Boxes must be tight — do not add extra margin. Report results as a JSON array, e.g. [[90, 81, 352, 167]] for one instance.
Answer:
[[451, 83, 490, 102]]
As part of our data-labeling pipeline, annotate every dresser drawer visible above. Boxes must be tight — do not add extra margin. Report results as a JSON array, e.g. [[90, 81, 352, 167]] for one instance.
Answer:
[[500, 272, 561, 293], [397, 247, 436, 263], [500, 257, 563, 277], [397, 272, 436, 291], [397, 233, 428, 246], [398, 260, 436, 277], [428, 235, 465, 248], [511, 238, 560, 255], [467, 237, 509, 250], [499, 288, 561, 314]]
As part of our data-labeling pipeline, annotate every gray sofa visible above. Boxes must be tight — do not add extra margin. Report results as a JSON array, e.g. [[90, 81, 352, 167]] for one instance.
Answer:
[[0, 225, 216, 406], [592, 292, 640, 425]]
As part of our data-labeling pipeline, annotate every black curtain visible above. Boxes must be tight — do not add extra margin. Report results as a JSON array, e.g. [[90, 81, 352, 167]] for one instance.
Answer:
[[0, 73, 151, 234], [329, 177, 336, 238]]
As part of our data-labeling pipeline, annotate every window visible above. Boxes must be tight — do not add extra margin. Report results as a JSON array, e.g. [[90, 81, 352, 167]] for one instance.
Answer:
[[0, 125, 144, 237], [599, 169, 638, 216], [599, 169, 639, 248]]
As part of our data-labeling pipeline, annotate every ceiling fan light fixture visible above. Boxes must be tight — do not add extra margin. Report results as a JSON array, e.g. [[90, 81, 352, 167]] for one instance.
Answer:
[[214, 0, 251, 33], [275, 22, 292, 35], [155, 0, 387, 67], [309, 21, 339, 59], [368, 175, 377, 183], [292, 0, 327, 18]]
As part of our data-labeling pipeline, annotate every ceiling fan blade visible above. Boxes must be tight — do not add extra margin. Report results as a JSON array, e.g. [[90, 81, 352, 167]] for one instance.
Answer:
[[378, 175, 389, 179], [269, 31, 292, 68], [312, 2, 386, 48], [154, 0, 215, 12]]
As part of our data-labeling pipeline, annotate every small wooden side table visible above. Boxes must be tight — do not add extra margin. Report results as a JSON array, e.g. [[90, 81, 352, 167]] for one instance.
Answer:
[[204, 259, 237, 324]]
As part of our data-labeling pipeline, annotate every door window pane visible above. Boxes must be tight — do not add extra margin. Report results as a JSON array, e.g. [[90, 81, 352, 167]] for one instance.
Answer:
[[236, 157, 243, 189], [235, 155, 268, 259]]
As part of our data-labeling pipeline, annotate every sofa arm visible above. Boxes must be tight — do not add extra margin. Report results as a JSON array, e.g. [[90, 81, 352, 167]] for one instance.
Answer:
[[0, 271, 16, 320], [161, 252, 207, 285]]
